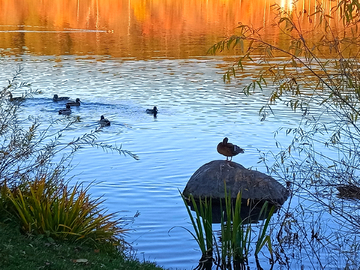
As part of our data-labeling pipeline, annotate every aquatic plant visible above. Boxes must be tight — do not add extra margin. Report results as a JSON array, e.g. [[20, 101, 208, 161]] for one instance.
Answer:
[[181, 189, 275, 269], [219, 191, 252, 269], [181, 193, 213, 270], [208, 0, 360, 267], [218, 189, 275, 270]]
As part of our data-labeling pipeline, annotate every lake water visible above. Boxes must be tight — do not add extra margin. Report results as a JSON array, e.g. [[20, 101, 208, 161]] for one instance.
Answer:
[[0, 54, 302, 269], [0, 0, 348, 269]]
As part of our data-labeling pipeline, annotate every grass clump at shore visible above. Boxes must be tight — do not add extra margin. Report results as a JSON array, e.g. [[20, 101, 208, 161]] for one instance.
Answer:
[[0, 170, 164, 270], [2, 176, 125, 244]]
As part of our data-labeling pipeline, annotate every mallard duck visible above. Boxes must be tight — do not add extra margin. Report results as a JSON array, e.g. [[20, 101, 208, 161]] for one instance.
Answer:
[[99, 115, 110, 127], [66, 98, 81, 106], [8, 92, 24, 102], [217, 137, 244, 161], [58, 104, 71, 115], [146, 106, 158, 116], [53, 94, 70, 101]]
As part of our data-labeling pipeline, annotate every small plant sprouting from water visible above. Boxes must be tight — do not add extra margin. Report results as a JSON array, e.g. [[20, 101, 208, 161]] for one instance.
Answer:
[[254, 200, 274, 266], [218, 189, 275, 270], [181, 189, 275, 270], [181, 192, 214, 269], [220, 190, 252, 269]]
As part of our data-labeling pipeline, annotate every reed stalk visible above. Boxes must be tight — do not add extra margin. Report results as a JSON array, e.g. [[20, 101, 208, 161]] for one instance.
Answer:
[[220, 189, 252, 269], [181, 193, 213, 269], [182, 187, 275, 269]]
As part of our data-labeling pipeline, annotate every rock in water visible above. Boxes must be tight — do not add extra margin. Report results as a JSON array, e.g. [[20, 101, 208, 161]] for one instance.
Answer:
[[183, 160, 289, 207]]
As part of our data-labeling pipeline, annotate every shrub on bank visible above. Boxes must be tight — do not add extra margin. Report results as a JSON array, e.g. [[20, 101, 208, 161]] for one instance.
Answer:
[[3, 176, 126, 245]]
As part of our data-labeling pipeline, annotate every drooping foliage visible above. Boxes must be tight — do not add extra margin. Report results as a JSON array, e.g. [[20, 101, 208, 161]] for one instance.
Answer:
[[208, 0, 360, 268]]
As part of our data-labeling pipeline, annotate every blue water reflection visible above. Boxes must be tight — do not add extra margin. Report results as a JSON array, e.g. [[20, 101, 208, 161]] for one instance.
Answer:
[[1, 55, 302, 269]]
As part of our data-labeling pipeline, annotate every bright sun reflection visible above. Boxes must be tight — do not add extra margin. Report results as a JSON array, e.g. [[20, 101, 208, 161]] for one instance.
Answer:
[[279, 0, 294, 11]]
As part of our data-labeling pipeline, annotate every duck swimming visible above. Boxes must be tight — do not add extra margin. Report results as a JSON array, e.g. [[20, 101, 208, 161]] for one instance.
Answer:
[[99, 115, 110, 127], [146, 106, 158, 117], [217, 137, 244, 161], [58, 104, 71, 115], [53, 94, 70, 101], [8, 92, 24, 102], [66, 98, 81, 106]]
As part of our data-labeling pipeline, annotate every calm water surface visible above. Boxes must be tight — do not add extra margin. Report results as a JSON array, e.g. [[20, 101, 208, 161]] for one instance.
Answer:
[[0, 0, 341, 269], [0, 55, 300, 269]]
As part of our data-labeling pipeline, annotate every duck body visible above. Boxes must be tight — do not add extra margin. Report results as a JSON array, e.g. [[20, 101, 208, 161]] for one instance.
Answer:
[[66, 98, 81, 106], [217, 137, 244, 161], [146, 106, 158, 117], [8, 92, 24, 102], [53, 94, 70, 101], [59, 104, 72, 115], [99, 115, 110, 127]]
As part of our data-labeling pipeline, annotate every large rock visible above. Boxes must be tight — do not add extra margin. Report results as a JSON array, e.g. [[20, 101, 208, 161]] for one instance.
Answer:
[[183, 160, 289, 206]]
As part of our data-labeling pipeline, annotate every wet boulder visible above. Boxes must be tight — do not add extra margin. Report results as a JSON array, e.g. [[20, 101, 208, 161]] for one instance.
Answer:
[[183, 160, 289, 207]]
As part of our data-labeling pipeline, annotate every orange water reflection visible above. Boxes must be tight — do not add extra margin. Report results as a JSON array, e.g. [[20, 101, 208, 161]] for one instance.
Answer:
[[0, 0, 336, 58]]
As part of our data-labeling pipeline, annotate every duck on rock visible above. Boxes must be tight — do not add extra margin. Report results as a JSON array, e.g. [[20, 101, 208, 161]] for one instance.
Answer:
[[217, 137, 244, 161], [99, 115, 110, 127], [59, 104, 71, 115], [66, 98, 81, 106], [53, 94, 70, 101]]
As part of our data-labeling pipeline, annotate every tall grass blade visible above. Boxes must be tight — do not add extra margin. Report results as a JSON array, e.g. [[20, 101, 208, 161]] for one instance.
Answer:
[[255, 202, 275, 255], [181, 192, 213, 268]]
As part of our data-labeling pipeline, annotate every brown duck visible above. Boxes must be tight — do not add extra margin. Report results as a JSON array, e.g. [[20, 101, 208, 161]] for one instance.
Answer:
[[217, 137, 244, 161], [8, 92, 24, 102]]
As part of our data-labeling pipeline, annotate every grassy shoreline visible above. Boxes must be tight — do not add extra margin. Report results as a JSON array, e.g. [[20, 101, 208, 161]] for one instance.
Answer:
[[0, 221, 165, 270]]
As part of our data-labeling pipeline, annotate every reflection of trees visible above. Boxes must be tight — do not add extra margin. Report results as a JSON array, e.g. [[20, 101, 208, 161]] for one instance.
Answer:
[[0, 0, 316, 58], [0, 0, 334, 57]]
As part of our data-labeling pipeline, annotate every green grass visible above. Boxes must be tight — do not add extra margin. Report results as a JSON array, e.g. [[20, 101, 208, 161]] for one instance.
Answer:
[[0, 221, 165, 270]]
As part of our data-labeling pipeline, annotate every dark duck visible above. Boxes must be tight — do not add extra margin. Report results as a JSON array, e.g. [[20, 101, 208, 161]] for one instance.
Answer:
[[66, 98, 81, 106], [146, 106, 158, 117], [217, 137, 244, 161], [99, 115, 111, 127], [53, 94, 70, 101], [58, 104, 71, 115]]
